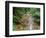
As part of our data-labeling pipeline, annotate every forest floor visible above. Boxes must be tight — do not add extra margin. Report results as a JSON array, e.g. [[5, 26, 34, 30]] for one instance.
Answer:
[[15, 14, 40, 31]]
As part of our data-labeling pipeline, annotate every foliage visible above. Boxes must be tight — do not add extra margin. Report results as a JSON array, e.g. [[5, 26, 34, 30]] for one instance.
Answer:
[[13, 7, 40, 30]]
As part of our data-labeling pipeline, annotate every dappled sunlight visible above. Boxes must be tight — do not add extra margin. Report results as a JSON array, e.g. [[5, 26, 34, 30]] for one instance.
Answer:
[[13, 7, 40, 31]]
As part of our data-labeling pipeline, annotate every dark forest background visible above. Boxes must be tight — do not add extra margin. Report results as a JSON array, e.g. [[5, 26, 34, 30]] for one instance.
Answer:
[[13, 7, 40, 31]]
